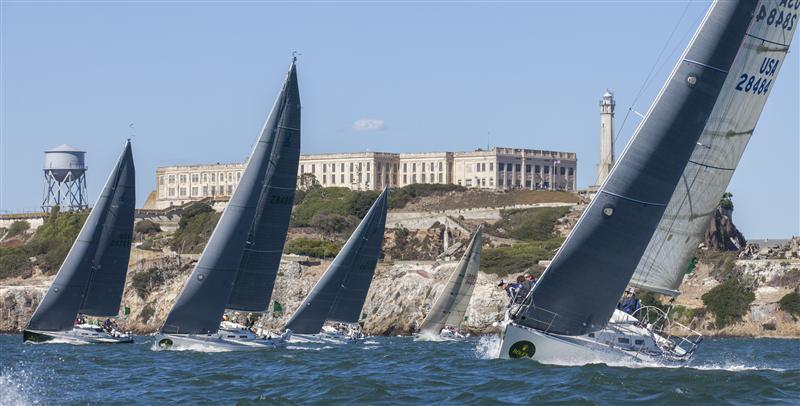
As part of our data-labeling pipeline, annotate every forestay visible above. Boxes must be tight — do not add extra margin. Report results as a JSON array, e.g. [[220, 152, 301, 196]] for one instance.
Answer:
[[630, 0, 798, 296], [284, 188, 388, 334], [520, 1, 757, 336], [27, 141, 136, 332], [161, 61, 300, 335], [418, 226, 482, 335]]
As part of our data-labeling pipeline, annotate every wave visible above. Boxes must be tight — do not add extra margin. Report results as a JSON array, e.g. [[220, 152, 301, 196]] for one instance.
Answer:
[[0, 366, 40, 405], [474, 335, 502, 359], [149, 341, 232, 353]]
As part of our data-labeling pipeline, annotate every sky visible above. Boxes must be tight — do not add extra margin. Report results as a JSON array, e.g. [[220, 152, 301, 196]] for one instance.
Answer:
[[1, 1, 798, 238]]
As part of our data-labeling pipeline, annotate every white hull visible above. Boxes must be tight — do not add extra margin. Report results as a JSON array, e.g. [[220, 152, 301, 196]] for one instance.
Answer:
[[288, 332, 364, 345], [24, 325, 133, 344], [155, 323, 290, 351], [499, 309, 699, 365]]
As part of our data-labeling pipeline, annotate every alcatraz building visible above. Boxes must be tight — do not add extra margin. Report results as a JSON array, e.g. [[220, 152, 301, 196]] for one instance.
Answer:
[[150, 147, 577, 209]]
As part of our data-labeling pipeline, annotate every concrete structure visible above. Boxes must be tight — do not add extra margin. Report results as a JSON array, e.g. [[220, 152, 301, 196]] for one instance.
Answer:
[[42, 144, 88, 212], [595, 90, 615, 187], [150, 147, 577, 209]]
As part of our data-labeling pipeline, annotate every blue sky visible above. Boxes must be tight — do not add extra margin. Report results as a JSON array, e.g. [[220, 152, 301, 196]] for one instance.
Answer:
[[1, 1, 797, 238]]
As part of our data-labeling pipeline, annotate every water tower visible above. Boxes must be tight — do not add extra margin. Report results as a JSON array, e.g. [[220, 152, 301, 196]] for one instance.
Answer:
[[42, 144, 88, 212]]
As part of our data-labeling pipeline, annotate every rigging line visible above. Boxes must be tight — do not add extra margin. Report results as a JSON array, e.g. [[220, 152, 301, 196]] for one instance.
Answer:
[[613, 0, 693, 146]]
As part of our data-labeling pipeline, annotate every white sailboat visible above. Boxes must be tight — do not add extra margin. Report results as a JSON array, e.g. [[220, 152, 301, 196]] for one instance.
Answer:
[[24, 141, 136, 344], [285, 189, 389, 345], [499, 0, 797, 364], [416, 226, 482, 341], [155, 58, 301, 351]]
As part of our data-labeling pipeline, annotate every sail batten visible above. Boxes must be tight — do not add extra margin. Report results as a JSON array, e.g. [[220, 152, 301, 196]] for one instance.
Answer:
[[284, 189, 389, 334], [418, 226, 482, 335], [161, 61, 300, 334], [27, 141, 135, 332], [519, 1, 760, 336]]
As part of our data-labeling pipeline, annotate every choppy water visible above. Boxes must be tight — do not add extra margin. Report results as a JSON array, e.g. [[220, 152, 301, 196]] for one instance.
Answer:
[[1, 335, 798, 404]]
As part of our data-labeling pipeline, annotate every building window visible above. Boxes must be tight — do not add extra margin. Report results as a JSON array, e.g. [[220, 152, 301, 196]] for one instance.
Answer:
[[412, 174, 416, 183], [403, 163, 407, 172], [211, 186, 216, 196], [311, 164, 315, 173], [203, 173, 208, 182], [560, 167, 566, 175], [237, 172, 241, 181], [535, 165, 541, 173], [300, 165, 304, 173], [403, 174, 407, 184], [211, 173, 216, 182], [331, 164, 336, 173], [179, 187, 186, 197], [227, 185, 233, 194], [465, 179, 472, 187], [322, 174, 327, 184], [350, 174, 354, 183], [489, 163, 494, 171], [323, 164, 327, 173], [331, 175, 336, 184], [526, 165, 531, 173], [366, 162, 370, 171], [421, 174, 426, 183], [191, 187, 198, 196], [350, 163, 354, 172], [438, 173, 443, 183], [568, 167, 574, 176], [159, 176, 165, 185], [412, 163, 416, 172], [544, 166, 550, 174], [168, 188, 175, 197], [191, 173, 199, 183], [515, 164, 521, 172], [341, 163, 345, 172], [203, 186, 208, 195], [341, 174, 345, 183], [168, 175, 175, 184]]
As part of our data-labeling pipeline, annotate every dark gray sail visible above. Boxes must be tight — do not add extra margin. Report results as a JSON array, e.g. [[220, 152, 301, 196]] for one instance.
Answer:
[[519, 1, 756, 336], [418, 226, 482, 335], [161, 61, 300, 335], [284, 188, 388, 334], [226, 63, 302, 312], [27, 141, 135, 332]]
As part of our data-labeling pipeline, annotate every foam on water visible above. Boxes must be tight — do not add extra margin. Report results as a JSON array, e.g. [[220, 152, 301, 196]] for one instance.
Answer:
[[150, 341, 232, 353], [474, 334, 502, 359], [1, 365, 40, 405], [414, 331, 450, 342]]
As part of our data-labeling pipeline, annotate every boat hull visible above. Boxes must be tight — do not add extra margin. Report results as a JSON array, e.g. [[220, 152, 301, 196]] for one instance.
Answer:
[[155, 330, 290, 351], [288, 332, 364, 345], [499, 321, 685, 365], [23, 327, 134, 344]]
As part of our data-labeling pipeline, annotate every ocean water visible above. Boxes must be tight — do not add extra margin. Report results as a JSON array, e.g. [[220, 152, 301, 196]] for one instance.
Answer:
[[1, 335, 798, 404]]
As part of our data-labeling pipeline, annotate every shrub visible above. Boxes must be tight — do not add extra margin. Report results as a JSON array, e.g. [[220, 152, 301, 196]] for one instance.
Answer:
[[131, 267, 168, 299], [480, 240, 561, 276], [26, 207, 89, 274], [6, 220, 30, 238], [778, 291, 800, 318], [139, 303, 156, 323], [284, 238, 342, 258], [134, 219, 161, 235], [310, 213, 358, 235], [387, 184, 465, 209], [170, 206, 220, 254], [0, 247, 31, 279], [488, 206, 571, 241], [701, 278, 755, 328]]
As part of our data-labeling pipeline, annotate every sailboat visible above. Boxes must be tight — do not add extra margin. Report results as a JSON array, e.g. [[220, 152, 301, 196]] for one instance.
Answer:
[[24, 140, 136, 344], [285, 188, 388, 344], [417, 225, 482, 340], [499, 0, 797, 364], [156, 58, 301, 351]]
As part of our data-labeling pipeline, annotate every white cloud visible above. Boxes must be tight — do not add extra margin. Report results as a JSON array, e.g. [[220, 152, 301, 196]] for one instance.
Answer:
[[351, 118, 385, 132]]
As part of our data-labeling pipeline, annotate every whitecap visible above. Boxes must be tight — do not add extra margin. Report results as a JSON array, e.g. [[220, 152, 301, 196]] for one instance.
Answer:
[[474, 335, 502, 359]]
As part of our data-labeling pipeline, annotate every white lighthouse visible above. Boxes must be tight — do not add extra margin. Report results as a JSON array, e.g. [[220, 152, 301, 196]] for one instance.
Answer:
[[595, 90, 615, 187]]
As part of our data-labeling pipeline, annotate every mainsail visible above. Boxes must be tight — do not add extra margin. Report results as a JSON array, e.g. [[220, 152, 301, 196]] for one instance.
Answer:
[[161, 60, 300, 335], [520, 1, 759, 336], [630, 0, 798, 296], [284, 188, 388, 334], [27, 140, 135, 332], [418, 226, 482, 335]]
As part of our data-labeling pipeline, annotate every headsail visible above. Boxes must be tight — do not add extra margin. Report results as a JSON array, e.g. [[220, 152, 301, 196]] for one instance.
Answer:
[[520, 1, 757, 336], [630, 0, 798, 296], [27, 141, 135, 332], [418, 226, 482, 335], [161, 61, 300, 335], [226, 62, 301, 312], [284, 188, 388, 334]]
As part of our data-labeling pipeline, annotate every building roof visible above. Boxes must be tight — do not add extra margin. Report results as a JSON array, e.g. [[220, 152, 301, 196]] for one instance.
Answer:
[[45, 144, 84, 153]]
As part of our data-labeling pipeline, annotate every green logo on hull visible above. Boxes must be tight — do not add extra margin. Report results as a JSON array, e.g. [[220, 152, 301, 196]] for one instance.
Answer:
[[509, 340, 536, 359]]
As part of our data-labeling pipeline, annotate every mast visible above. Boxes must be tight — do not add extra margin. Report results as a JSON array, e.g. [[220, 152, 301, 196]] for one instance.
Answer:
[[27, 140, 135, 332], [284, 188, 389, 334], [418, 226, 482, 335], [519, 1, 758, 336], [160, 60, 300, 335]]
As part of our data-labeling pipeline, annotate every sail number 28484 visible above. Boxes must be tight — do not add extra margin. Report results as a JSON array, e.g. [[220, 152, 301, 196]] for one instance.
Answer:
[[734, 57, 780, 95]]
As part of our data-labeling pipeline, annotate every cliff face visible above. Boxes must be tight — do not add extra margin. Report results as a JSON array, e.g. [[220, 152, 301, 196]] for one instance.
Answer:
[[0, 252, 510, 335], [704, 207, 747, 251]]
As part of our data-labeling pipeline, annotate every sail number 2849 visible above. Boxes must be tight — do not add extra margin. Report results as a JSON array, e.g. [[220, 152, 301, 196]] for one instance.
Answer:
[[734, 57, 780, 95]]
